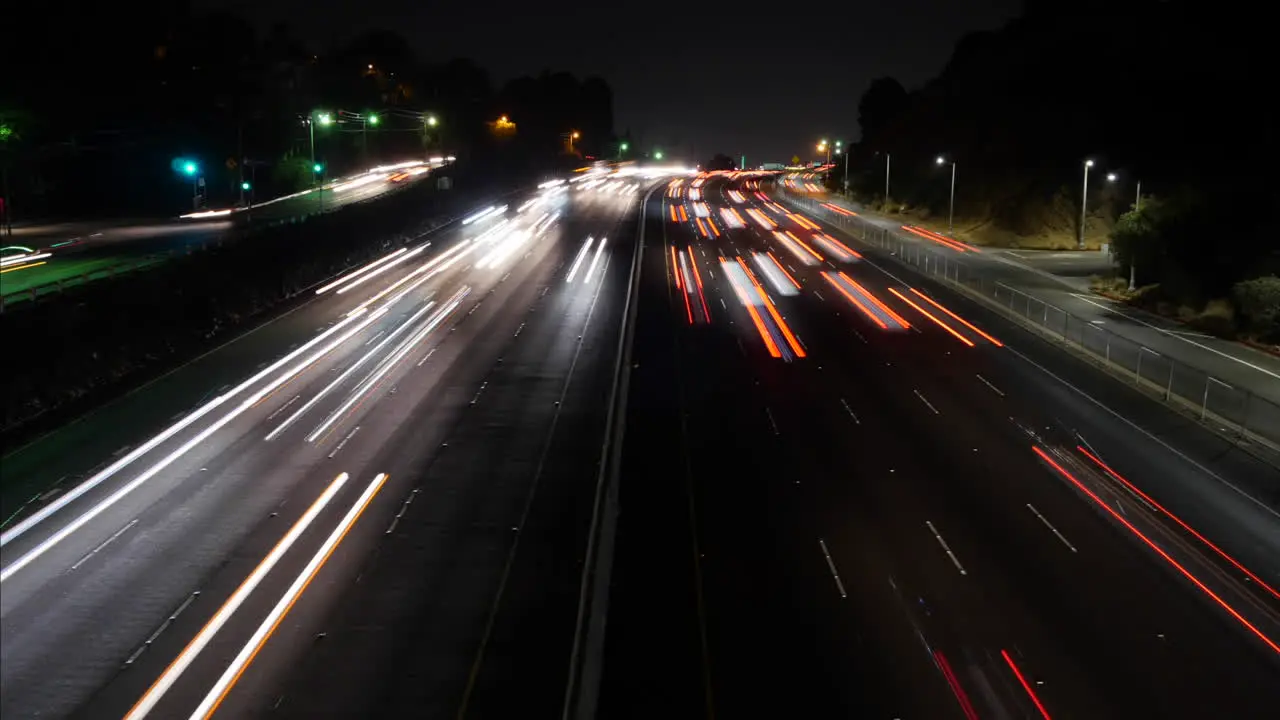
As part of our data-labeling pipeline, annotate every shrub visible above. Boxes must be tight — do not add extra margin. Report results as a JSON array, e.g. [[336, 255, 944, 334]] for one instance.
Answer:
[[1232, 276, 1280, 342]]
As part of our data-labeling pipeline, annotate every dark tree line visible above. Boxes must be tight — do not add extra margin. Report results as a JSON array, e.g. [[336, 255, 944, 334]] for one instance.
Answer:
[[843, 0, 1277, 320], [1, 1, 616, 219]]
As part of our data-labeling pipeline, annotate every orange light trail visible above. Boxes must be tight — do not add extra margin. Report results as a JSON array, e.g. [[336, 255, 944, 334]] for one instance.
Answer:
[[816, 233, 861, 258], [787, 213, 821, 231], [1033, 446, 1280, 656], [1001, 650, 1053, 720], [821, 202, 857, 216], [908, 288, 1003, 346], [1076, 445, 1280, 601], [822, 273, 888, 330], [706, 218, 720, 237], [911, 224, 980, 252], [902, 225, 970, 252], [784, 230, 825, 262], [678, 206, 688, 222], [729, 208, 746, 225], [0, 260, 47, 274], [737, 257, 804, 357], [669, 205, 677, 222], [695, 217, 709, 237], [677, 253, 694, 324], [764, 252, 800, 290], [838, 272, 911, 327], [671, 246, 681, 290], [724, 260, 782, 357], [688, 248, 711, 321], [888, 288, 974, 346]]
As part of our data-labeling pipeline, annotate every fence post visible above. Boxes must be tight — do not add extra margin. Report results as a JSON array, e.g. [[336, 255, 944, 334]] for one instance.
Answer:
[[1165, 364, 1174, 401], [1201, 376, 1211, 420], [1136, 349, 1144, 383], [1105, 334, 1111, 364]]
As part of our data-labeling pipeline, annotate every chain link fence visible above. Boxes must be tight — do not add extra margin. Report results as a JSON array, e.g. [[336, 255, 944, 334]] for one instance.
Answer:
[[778, 188, 1280, 452]]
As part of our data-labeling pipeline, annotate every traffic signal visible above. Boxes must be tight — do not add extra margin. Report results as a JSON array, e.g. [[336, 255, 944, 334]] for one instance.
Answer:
[[241, 181, 251, 191], [183, 161, 198, 176], [368, 114, 379, 125], [313, 163, 324, 173]]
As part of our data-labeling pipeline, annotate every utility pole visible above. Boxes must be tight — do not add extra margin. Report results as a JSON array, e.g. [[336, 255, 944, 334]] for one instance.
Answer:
[[1079, 159, 1094, 250], [885, 153, 891, 201]]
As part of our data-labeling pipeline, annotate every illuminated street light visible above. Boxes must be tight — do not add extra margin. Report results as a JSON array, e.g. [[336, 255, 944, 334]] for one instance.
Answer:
[[182, 161, 198, 176], [426, 115, 439, 127], [318, 113, 334, 126], [936, 155, 957, 234], [368, 114, 379, 126], [1079, 159, 1095, 249]]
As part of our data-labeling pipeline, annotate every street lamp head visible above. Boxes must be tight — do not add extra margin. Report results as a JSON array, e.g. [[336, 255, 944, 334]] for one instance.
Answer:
[[835, 148, 842, 155], [313, 163, 323, 173], [654, 150, 664, 160], [936, 156, 945, 165], [571, 131, 580, 139], [318, 112, 333, 126], [1106, 172, 1117, 182], [241, 181, 251, 191], [426, 115, 438, 127], [1085, 159, 1095, 167], [835, 140, 843, 147], [620, 142, 629, 151]]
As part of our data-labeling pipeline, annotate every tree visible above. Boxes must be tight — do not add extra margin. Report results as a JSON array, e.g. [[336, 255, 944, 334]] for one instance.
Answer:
[[706, 153, 735, 171], [856, 77, 907, 150]]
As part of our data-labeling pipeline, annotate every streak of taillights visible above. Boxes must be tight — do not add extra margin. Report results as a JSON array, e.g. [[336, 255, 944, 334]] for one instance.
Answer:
[[721, 260, 782, 357], [821, 202, 857, 217], [908, 289, 1004, 346], [752, 252, 799, 296], [902, 225, 971, 252], [677, 252, 694, 324], [934, 650, 979, 720], [706, 218, 720, 237], [812, 233, 859, 262], [669, 205, 677, 222], [1076, 446, 1280, 601], [688, 248, 711, 321], [911, 224, 981, 252], [765, 252, 801, 289], [1032, 446, 1280, 655], [736, 257, 804, 357], [671, 246, 682, 290], [747, 208, 776, 229], [194, 473, 391, 720], [888, 288, 975, 346], [838, 272, 910, 327], [784, 230, 825, 263], [822, 273, 887, 329], [695, 217, 709, 238], [787, 213, 821, 231], [678, 205, 688, 222], [565, 236, 595, 282], [1001, 650, 1053, 719]]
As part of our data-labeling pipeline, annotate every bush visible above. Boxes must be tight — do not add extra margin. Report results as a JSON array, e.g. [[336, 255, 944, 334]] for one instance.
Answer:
[[1232, 275, 1280, 343]]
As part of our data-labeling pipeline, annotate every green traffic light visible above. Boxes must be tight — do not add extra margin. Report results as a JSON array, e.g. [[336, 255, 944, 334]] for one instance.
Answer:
[[183, 162, 198, 176], [241, 181, 251, 191], [368, 114, 379, 125], [620, 142, 629, 151], [313, 163, 324, 173], [654, 150, 663, 160]]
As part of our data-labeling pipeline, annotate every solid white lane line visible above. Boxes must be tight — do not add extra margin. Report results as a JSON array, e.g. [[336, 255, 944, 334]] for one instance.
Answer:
[[70, 519, 138, 571], [124, 473, 350, 720], [1026, 504, 1078, 553], [839, 398, 860, 424], [188, 473, 389, 720], [925, 521, 967, 576], [818, 539, 848, 598], [976, 374, 1006, 397], [1069, 293, 1280, 381]]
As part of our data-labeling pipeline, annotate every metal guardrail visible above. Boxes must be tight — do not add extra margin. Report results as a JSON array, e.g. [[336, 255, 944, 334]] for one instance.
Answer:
[[779, 188, 1280, 453]]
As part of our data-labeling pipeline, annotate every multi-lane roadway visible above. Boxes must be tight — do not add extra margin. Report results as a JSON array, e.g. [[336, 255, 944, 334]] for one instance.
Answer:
[[0, 170, 657, 719], [599, 173, 1280, 717]]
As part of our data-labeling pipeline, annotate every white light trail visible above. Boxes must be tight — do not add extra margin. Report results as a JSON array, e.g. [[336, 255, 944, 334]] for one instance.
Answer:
[[315, 248, 409, 295], [583, 237, 608, 283], [0, 307, 385, 582], [753, 253, 799, 296], [565, 237, 595, 283], [122, 473, 351, 720], [1, 252, 52, 267], [334, 245, 427, 294], [0, 308, 374, 550], [187, 473, 389, 720], [264, 300, 438, 441]]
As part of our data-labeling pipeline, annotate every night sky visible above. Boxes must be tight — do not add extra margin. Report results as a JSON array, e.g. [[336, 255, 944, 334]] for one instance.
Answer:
[[201, 0, 1021, 164]]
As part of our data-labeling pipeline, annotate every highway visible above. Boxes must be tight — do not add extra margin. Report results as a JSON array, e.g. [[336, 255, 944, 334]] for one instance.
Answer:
[[0, 169, 657, 718], [599, 173, 1280, 717], [784, 185, 1280, 414], [1, 159, 443, 301]]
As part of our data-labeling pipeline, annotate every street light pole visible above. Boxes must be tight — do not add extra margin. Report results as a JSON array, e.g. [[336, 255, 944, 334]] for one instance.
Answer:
[[936, 156, 956, 235], [885, 153, 891, 201], [1135, 180, 1142, 211], [842, 152, 850, 192], [1079, 159, 1094, 250], [309, 118, 316, 188]]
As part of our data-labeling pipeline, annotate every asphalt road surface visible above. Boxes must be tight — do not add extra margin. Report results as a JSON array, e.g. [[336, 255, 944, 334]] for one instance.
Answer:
[[0, 173, 651, 719], [599, 174, 1280, 718]]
